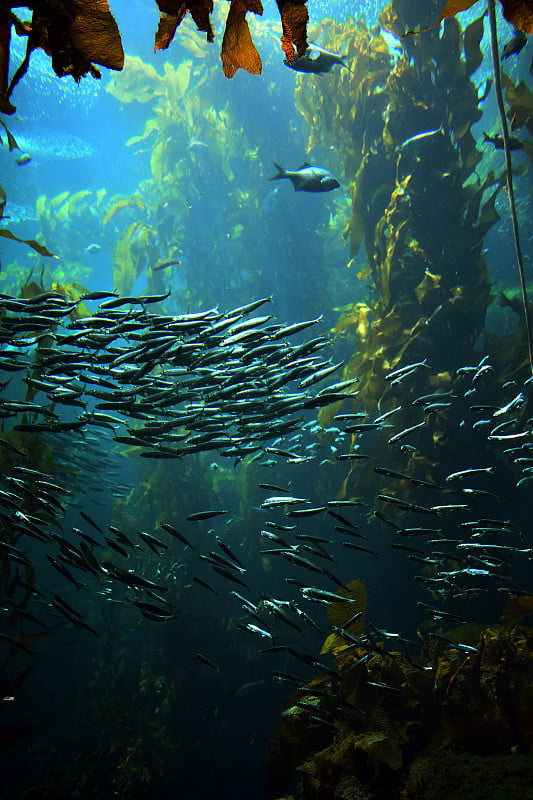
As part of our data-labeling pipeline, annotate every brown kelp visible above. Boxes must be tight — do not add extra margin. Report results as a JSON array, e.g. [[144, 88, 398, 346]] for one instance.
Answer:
[[433, 0, 532, 34], [264, 587, 533, 800], [296, 8, 500, 422], [0, 0, 307, 114]]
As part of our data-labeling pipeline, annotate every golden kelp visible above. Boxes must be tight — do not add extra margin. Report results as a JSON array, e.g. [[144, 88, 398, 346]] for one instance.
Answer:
[[266, 582, 533, 800], [321, 579, 367, 658], [296, 8, 495, 422], [112, 221, 158, 296], [221, 0, 263, 78]]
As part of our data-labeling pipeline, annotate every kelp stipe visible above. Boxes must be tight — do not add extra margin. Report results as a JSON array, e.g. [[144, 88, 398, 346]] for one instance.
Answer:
[[487, 0, 532, 374]]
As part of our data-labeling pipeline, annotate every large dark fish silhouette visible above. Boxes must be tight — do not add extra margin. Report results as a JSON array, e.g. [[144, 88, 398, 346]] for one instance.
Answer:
[[268, 162, 340, 193], [284, 43, 349, 74]]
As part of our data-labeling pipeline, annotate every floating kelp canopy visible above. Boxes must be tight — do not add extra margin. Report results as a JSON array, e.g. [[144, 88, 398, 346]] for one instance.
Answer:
[[1, 0, 532, 117], [0, 0, 309, 111]]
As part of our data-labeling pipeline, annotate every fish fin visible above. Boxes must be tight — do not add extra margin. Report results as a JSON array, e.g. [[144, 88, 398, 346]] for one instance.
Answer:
[[268, 162, 286, 180], [297, 161, 312, 169]]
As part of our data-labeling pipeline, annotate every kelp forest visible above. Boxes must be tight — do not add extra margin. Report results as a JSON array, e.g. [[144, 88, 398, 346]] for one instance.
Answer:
[[1, 0, 533, 798]]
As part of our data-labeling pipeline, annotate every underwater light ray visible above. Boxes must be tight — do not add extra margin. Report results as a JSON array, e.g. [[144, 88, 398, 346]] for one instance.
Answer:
[[487, 0, 533, 374]]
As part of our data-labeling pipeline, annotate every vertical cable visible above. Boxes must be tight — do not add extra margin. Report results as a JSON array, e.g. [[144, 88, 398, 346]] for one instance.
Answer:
[[487, 0, 533, 374]]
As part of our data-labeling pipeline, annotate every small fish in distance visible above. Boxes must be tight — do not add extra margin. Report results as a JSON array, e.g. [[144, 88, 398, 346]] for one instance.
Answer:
[[152, 259, 181, 271], [284, 43, 349, 74], [195, 652, 220, 671], [398, 127, 445, 152], [268, 162, 340, 193], [15, 153, 32, 166]]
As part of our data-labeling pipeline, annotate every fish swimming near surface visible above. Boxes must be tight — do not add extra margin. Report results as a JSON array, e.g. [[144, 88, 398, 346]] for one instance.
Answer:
[[269, 162, 340, 192], [284, 43, 349, 74]]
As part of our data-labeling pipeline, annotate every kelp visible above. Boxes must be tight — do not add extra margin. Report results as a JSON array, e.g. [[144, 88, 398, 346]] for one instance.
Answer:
[[0, 123, 56, 256], [105, 49, 322, 311], [34, 188, 112, 285], [112, 220, 158, 296], [265, 589, 533, 800], [0, 226, 55, 257], [1, 0, 531, 111], [321, 579, 367, 657], [0, 0, 307, 112], [409, 0, 533, 35], [1, 0, 124, 112], [486, 0, 532, 372], [220, 0, 263, 79], [296, 8, 499, 424], [502, 73, 533, 136], [0, 183, 55, 258]]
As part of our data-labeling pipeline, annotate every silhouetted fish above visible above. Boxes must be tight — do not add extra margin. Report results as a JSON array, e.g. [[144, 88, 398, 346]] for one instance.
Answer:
[[284, 43, 349, 74], [268, 162, 340, 192]]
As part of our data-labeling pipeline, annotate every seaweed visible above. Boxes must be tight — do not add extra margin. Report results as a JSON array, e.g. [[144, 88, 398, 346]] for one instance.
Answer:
[[265, 590, 533, 800], [405, 0, 533, 36], [0, 0, 307, 113], [1, 0, 531, 113], [104, 48, 329, 312], [294, 5, 511, 456]]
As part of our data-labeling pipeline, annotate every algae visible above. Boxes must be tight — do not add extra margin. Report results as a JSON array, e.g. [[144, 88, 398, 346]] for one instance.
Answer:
[[266, 592, 533, 800]]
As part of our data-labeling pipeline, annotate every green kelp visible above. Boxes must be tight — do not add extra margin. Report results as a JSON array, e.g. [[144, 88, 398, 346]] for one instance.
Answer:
[[34, 188, 115, 287], [106, 55, 234, 302], [32, 187, 159, 296], [265, 590, 533, 800], [105, 50, 330, 312]]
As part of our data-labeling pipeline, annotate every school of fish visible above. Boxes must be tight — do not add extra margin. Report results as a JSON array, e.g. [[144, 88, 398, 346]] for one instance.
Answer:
[[1, 287, 533, 723]]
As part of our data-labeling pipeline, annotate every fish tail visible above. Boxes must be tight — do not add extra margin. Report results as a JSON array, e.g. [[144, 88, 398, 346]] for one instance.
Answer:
[[269, 162, 286, 181]]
